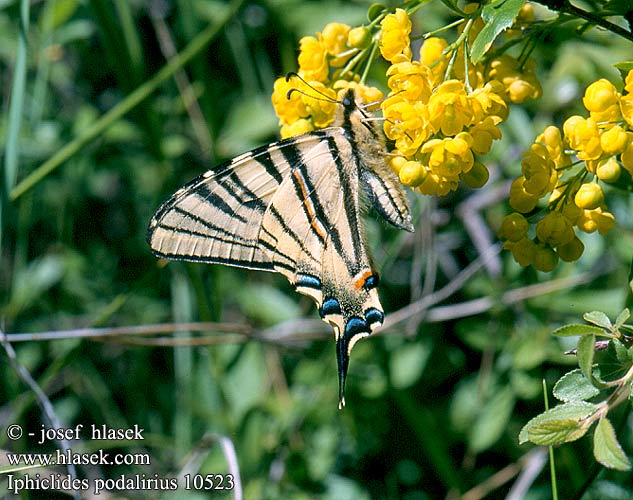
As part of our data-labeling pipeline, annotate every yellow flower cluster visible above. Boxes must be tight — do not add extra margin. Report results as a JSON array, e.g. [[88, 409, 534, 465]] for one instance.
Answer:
[[271, 22, 383, 138], [500, 71, 633, 271], [380, 7, 541, 196], [271, 4, 542, 196]]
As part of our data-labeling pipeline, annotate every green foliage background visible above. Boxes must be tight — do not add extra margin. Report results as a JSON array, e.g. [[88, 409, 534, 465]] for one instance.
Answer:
[[1, 0, 633, 499]]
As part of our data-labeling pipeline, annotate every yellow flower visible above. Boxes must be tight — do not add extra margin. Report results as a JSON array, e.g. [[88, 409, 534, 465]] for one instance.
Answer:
[[298, 36, 329, 82], [469, 116, 502, 154], [620, 133, 633, 174], [533, 245, 558, 272], [379, 8, 412, 62], [398, 160, 427, 187], [382, 95, 431, 156], [619, 95, 633, 127], [574, 183, 604, 210], [428, 80, 472, 136], [600, 125, 628, 155], [321, 22, 353, 67], [537, 126, 571, 169], [421, 134, 474, 180], [302, 84, 337, 128], [521, 144, 557, 197], [535, 212, 575, 247], [386, 61, 432, 101], [333, 80, 384, 106], [272, 76, 308, 126], [469, 81, 508, 122], [504, 237, 537, 266], [461, 161, 490, 188], [419, 37, 448, 85], [487, 55, 542, 103], [347, 26, 371, 49], [509, 177, 538, 213], [321, 22, 351, 56], [280, 119, 314, 139], [596, 157, 621, 182], [417, 171, 459, 196], [557, 236, 584, 262], [499, 213, 529, 242], [576, 207, 615, 235], [582, 79, 619, 112], [625, 69, 633, 94], [563, 115, 602, 160]]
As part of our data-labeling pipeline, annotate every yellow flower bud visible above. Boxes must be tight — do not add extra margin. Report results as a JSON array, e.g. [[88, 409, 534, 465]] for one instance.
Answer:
[[535, 212, 575, 247], [347, 26, 371, 49], [574, 183, 604, 210], [390, 156, 407, 174], [621, 135, 633, 175], [499, 213, 529, 242], [583, 78, 619, 113], [556, 236, 584, 262], [600, 125, 628, 155], [505, 237, 537, 267], [398, 160, 427, 187], [596, 157, 621, 183], [461, 161, 489, 188], [534, 245, 559, 272], [509, 177, 538, 213]]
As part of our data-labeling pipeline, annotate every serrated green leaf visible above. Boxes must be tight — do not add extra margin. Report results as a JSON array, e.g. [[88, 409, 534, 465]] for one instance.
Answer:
[[553, 324, 605, 337], [519, 401, 597, 444], [553, 369, 601, 402], [470, 0, 525, 63], [614, 62, 633, 72], [527, 418, 592, 445], [584, 311, 612, 329], [615, 308, 630, 330], [577, 334, 596, 382], [594, 418, 632, 470]]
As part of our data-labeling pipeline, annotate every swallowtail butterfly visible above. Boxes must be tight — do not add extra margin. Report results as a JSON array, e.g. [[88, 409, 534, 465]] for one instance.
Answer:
[[147, 88, 414, 407]]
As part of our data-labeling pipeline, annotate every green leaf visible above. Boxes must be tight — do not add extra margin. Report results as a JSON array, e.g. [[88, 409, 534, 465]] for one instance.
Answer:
[[519, 401, 597, 444], [584, 311, 612, 329], [367, 3, 386, 22], [612, 338, 628, 364], [468, 387, 515, 453], [614, 308, 630, 330], [553, 324, 605, 337], [390, 341, 432, 389], [553, 370, 600, 402], [614, 61, 633, 72], [577, 333, 596, 382], [594, 418, 632, 471], [470, 0, 525, 63]]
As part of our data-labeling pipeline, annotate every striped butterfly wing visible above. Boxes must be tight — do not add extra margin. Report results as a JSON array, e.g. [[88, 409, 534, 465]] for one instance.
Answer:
[[148, 89, 413, 407]]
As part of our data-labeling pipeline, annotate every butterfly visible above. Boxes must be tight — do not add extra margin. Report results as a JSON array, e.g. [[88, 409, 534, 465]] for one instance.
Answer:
[[147, 87, 414, 408]]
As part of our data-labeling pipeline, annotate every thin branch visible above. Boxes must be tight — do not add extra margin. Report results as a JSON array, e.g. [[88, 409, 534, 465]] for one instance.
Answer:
[[0, 328, 80, 500]]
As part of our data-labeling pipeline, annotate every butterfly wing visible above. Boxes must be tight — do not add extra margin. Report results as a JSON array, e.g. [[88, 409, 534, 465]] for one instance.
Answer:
[[147, 134, 325, 269], [259, 131, 385, 408]]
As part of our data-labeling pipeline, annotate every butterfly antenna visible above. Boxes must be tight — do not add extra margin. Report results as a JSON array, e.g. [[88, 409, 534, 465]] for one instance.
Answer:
[[285, 72, 340, 104]]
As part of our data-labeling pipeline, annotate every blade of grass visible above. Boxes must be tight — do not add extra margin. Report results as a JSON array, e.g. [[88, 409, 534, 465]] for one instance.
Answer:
[[2, 0, 30, 247], [10, 0, 245, 202]]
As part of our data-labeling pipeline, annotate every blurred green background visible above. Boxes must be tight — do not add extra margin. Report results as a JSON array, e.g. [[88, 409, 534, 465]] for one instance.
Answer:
[[2, 1, 633, 499]]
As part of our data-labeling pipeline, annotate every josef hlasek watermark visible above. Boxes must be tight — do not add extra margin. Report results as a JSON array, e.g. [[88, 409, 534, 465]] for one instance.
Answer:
[[3, 423, 234, 495]]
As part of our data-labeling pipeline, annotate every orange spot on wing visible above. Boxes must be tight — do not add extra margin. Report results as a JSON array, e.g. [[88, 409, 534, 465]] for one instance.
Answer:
[[354, 269, 373, 290]]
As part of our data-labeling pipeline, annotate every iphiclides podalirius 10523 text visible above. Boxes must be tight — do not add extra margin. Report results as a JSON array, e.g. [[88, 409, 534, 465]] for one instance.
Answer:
[[147, 81, 414, 408]]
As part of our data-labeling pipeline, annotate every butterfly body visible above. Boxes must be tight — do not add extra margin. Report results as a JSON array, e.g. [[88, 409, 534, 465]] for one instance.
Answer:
[[147, 89, 413, 407]]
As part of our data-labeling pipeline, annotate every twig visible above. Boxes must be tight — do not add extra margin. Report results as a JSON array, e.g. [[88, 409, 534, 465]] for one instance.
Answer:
[[0, 328, 80, 500]]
